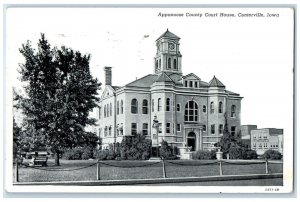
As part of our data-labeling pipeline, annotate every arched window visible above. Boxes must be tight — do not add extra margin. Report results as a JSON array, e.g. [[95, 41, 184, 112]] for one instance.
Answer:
[[158, 98, 162, 111], [166, 98, 170, 111], [218, 101, 223, 113], [152, 99, 154, 112], [173, 59, 177, 70], [184, 100, 199, 122], [109, 103, 112, 116], [210, 102, 214, 114], [131, 99, 138, 114], [104, 105, 106, 118], [231, 105, 236, 117], [159, 59, 161, 67], [99, 106, 101, 119], [117, 101, 120, 115], [121, 100, 124, 114], [168, 58, 171, 69], [203, 105, 206, 113], [142, 99, 148, 114], [106, 104, 109, 117], [155, 60, 158, 69]]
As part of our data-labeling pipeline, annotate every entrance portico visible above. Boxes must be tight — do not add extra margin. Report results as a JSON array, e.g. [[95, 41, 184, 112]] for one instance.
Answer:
[[184, 124, 203, 151]]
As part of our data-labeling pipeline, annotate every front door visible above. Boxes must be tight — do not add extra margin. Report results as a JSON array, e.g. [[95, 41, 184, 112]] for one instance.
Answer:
[[187, 132, 196, 151]]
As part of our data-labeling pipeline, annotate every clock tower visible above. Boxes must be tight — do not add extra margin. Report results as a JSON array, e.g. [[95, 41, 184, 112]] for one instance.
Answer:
[[154, 29, 182, 74]]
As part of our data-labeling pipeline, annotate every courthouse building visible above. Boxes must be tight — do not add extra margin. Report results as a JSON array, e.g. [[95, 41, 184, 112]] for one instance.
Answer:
[[93, 30, 243, 155]]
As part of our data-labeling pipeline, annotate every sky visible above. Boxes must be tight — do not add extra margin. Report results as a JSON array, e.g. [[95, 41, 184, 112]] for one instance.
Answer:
[[6, 7, 294, 135]]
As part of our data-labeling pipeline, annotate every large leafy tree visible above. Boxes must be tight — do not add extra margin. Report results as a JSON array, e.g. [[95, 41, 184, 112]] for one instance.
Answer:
[[15, 34, 101, 165]]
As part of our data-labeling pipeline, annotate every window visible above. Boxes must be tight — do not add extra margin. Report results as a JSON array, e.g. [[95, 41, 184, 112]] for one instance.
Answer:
[[106, 104, 109, 117], [173, 123, 175, 134], [166, 98, 170, 111], [189, 81, 193, 87], [131, 99, 138, 114], [104, 126, 108, 137], [195, 81, 198, 88], [231, 105, 236, 117], [119, 124, 123, 136], [210, 102, 214, 114], [159, 59, 161, 67], [168, 58, 171, 69], [131, 123, 137, 135], [142, 99, 148, 114], [184, 100, 199, 122], [158, 98, 162, 111], [203, 125, 206, 132], [259, 143, 262, 148], [173, 59, 177, 70], [264, 143, 268, 148], [231, 126, 236, 136], [121, 100, 124, 114], [253, 135, 256, 139], [158, 123, 162, 133], [253, 143, 256, 148], [211, 124, 215, 134], [218, 101, 223, 113], [109, 103, 112, 116], [166, 123, 171, 133], [152, 99, 154, 112], [219, 124, 223, 134], [185, 80, 188, 87], [108, 126, 112, 136], [117, 101, 119, 115], [142, 123, 148, 136], [177, 124, 181, 132], [104, 105, 106, 118], [263, 134, 268, 139], [99, 106, 101, 119], [203, 105, 206, 113], [177, 104, 181, 111], [155, 60, 158, 69]]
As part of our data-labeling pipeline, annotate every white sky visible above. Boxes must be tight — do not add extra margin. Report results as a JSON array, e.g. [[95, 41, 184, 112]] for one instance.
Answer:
[[6, 7, 294, 134]]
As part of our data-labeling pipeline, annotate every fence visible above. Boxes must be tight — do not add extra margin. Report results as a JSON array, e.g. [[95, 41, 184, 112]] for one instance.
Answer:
[[14, 159, 283, 183]]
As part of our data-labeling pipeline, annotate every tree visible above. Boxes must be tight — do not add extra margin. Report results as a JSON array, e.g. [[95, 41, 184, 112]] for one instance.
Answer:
[[15, 34, 101, 165], [13, 117, 22, 158], [215, 113, 237, 156]]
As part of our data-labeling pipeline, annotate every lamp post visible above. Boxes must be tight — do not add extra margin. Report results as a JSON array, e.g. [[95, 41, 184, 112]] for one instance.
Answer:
[[152, 115, 160, 158]]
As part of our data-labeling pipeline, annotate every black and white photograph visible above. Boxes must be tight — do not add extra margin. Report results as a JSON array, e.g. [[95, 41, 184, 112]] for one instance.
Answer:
[[3, 3, 295, 194]]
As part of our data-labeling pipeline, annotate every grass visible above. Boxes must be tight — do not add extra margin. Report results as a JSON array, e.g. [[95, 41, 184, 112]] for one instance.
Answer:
[[13, 159, 283, 183]]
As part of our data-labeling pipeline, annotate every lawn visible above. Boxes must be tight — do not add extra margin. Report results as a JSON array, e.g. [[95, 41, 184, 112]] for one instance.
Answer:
[[13, 159, 283, 183]]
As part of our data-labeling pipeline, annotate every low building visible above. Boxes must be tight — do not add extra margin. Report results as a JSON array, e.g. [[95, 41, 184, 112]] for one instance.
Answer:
[[251, 128, 283, 155], [240, 125, 257, 149]]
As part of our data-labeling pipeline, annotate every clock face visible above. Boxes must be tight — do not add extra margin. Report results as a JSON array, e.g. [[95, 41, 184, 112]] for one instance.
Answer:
[[168, 43, 175, 50]]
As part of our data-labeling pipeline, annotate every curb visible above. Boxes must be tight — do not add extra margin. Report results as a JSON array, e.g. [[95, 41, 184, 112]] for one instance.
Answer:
[[13, 173, 283, 186]]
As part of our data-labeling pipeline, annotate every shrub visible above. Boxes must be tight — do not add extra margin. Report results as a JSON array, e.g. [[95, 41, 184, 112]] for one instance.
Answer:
[[228, 145, 244, 159], [159, 140, 177, 160], [63, 147, 82, 160], [81, 147, 94, 160], [192, 150, 216, 160], [244, 149, 258, 159], [120, 133, 151, 160], [262, 149, 282, 160], [95, 150, 109, 160]]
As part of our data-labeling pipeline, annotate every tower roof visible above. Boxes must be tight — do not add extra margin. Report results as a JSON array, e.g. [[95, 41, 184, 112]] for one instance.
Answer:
[[156, 29, 180, 41], [209, 76, 225, 88]]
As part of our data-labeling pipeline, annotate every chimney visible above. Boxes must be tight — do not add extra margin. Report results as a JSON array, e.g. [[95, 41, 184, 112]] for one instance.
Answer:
[[104, 66, 112, 85]]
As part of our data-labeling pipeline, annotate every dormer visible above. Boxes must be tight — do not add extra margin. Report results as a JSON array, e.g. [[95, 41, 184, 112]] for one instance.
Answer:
[[182, 73, 201, 88]]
